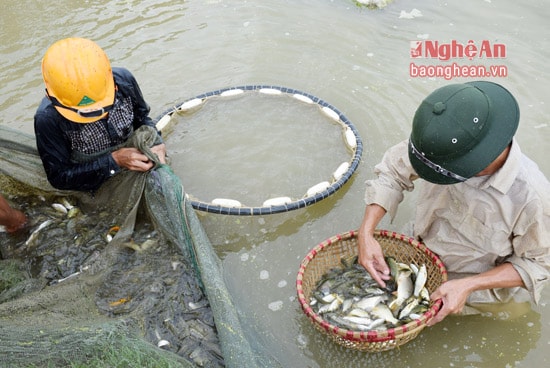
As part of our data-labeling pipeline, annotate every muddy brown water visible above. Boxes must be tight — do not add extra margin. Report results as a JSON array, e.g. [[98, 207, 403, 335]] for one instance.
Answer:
[[1, 1, 549, 366]]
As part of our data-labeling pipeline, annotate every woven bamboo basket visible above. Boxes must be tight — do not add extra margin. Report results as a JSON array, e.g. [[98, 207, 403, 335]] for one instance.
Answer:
[[296, 229, 448, 352]]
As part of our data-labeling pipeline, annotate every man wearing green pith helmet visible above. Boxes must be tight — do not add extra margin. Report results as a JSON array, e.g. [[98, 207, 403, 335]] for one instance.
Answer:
[[357, 81, 550, 325]]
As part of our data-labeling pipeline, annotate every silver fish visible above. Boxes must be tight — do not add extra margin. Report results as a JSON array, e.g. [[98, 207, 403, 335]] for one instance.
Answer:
[[419, 286, 430, 303], [342, 316, 373, 325], [371, 304, 399, 325], [398, 297, 420, 319], [318, 295, 343, 314], [344, 316, 386, 331], [25, 219, 53, 247], [320, 293, 338, 304], [328, 314, 368, 331], [389, 270, 413, 312], [60, 198, 74, 210], [312, 254, 432, 332], [67, 206, 81, 218], [386, 256, 399, 279], [341, 298, 354, 313], [347, 308, 371, 318], [413, 264, 427, 297], [51, 203, 68, 214], [367, 318, 386, 330], [354, 295, 384, 312]]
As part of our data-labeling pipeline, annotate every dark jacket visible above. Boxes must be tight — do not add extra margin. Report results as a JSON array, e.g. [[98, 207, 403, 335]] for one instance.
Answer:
[[34, 67, 160, 191]]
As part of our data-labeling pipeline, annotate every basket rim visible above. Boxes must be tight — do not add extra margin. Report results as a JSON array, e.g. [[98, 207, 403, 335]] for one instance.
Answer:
[[296, 229, 448, 343]]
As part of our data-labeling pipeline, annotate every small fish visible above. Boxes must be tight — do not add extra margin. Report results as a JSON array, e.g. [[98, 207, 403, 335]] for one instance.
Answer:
[[318, 295, 343, 314], [311, 254, 433, 332], [51, 203, 68, 214], [50, 270, 81, 285], [341, 298, 354, 313], [109, 297, 131, 307], [105, 225, 120, 242], [157, 340, 170, 348], [67, 206, 81, 218], [318, 278, 335, 296], [140, 239, 157, 251], [354, 295, 384, 312], [60, 198, 74, 210], [123, 241, 140, 252], [398, 297, 420, 319], [413, 264, 427, 297], [371, 304, 399, 325], [122, 240, 157, 253], [347, 308, 371, 318], [342, 316, 375, 327], [419, 287, 430, 303], [368, 318, 386, 330], [410, 303, 429, 316], [390, 270, 414, 311], [386, 256, 399, 279], [328, 314, 367, 331], [320, 293, 338, 304], [25, 219, 53, 247], [363, 286, 386, 296]]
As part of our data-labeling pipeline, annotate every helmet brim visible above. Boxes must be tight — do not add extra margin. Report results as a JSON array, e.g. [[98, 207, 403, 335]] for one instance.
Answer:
[[51, 77, 115, 124]]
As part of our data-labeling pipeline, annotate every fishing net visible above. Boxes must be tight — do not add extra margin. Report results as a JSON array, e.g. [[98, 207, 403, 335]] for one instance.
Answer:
[[0, 125, 279, 367]]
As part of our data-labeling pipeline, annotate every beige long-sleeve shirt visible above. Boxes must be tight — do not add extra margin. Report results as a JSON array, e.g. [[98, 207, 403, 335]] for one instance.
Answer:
[[365, 139, 550, 304]]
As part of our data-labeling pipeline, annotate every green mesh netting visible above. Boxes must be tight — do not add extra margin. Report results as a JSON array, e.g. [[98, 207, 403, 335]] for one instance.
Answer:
[[0, 125, 279, 367]]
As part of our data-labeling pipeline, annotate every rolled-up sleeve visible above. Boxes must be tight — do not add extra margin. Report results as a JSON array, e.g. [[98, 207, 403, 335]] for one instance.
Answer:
[[364, 139, 418, 220], [507, 199, 550, 304]]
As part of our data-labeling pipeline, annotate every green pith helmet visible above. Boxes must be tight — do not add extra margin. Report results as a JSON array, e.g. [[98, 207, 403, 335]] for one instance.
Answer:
[[408, 81, 519, 185]]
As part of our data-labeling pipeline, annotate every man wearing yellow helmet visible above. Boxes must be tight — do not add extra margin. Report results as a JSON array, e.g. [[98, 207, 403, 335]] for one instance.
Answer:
[[356, 82, 550, 325], [34, 37, 166, 191]]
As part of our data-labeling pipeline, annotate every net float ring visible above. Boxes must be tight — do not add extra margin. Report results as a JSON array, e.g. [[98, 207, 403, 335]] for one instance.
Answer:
[[156, 85, 363, 215]]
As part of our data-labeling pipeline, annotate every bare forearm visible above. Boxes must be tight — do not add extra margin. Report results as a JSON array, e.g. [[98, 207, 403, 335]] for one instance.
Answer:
[[357, 204, 390, 286], [428, 262, 525, 325], [466, 262, 525, 292], [358, 204, 386, 237]]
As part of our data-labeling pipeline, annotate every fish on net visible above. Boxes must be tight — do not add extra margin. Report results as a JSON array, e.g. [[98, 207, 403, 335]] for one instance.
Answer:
[[0, 125, 277, 368]]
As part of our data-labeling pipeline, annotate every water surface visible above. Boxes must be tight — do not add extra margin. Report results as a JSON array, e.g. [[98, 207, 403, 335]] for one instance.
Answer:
[[1, 0, 549, 367]]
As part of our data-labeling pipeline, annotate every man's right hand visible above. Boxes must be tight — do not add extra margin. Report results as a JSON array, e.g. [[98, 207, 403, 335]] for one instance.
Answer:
[[112, 147, 155, 172], [357, 204, 391, 288], [357, 230, 391, 288]]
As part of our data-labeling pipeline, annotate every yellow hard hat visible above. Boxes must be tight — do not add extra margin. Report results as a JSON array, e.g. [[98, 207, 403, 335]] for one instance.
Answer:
[[42, 38, 115, 123]]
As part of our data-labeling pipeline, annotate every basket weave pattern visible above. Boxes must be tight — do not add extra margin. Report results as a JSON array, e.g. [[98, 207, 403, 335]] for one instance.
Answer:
[[296, 229, 448, 352]]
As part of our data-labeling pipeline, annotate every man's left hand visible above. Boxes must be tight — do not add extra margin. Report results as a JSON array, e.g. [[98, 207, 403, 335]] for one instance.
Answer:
[[427, 278, 472, 326], [151, 143, 167, 164]]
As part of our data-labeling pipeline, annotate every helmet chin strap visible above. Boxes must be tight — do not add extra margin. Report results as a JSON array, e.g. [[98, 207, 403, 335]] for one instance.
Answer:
[[409, 140, 468, 182]]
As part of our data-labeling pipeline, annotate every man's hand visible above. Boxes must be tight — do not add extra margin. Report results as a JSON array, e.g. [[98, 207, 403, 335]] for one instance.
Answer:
[[151, 143, 167, 164], [4, 208, 27, 233], [427, 278, 472, 326], [357, 204, 391, 288], [112, 147, 155, 172], [0, 195, 27, 233], [357, 232, 391, 288], [427, 263, 525, 326]]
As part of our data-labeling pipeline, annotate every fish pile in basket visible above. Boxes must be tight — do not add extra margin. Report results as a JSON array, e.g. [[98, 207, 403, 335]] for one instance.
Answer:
[[309, 254, 429, 332]]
